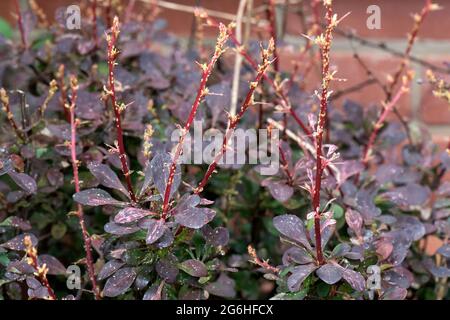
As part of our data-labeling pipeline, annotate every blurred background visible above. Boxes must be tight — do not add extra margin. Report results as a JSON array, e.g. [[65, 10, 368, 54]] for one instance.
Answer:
[[1, 0, 450, 146]]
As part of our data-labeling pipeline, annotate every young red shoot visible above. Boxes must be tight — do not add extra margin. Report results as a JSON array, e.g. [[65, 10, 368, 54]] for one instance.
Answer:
[[161, 22, 230, 217], [105, 16, 137, 203], [68, 75, 101, 300]]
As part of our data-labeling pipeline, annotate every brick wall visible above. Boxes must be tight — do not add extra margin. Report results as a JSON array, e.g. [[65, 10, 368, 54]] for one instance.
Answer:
[[2, 0, 450, 145]]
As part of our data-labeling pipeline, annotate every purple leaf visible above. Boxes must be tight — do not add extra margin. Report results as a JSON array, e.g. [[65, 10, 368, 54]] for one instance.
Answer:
[[98, 260, 126, 281], [8, 171, 37, 194], [205, 273, 236, 298], [273, 215, 311, 250], [316, 263, 343, 285], [38, 255, 66, 275], [437, 244, 450, 258], [345, 209, 363, 236], [383, 183, 430, 208], [73, 189, 126, 207], [424, 259, 450, 278], [146, 219, 166, 244], [143, 282, 165, 300], [383, 267, 413, 288], [331, 243, 351, 258], [155, 259, 179, 283], [139, 162, 153, 196], [309, 218, 336, 249], [282, 247, 314, 266], [114, 207, 156, 224], [287, 264, 317, 292], [342, 268, 365, 292], [355, 189, 381, 222], [170, 194, 201, 215], [1, 233, 38, 251], [262, 180, 294, 202], [179, 259, 208, 277], [87, 162, 128, 197], [102, 267, 137, 297], [201, 225, 229, 247], [336, 160, 364, 185], [155, 229, 174, 249], [104, 222, 139, 235], [150, 153, 181, 200], [381, 287, 407, 300], [175, 207, 216, 229]]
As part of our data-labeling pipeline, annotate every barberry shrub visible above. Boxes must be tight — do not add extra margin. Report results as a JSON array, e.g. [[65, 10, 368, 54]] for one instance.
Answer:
[[0, 0, 448, 301]]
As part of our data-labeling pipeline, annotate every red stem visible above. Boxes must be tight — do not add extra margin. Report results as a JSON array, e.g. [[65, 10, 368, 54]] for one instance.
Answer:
[[106, 17, 137, 203], [195, 43, 273, 193], [278, 143, 294, 185], [161, 23, 229, 217], [14, 0, 27, 49], [361, 86, 409, 166], [386, 0, 432, 100], [312, 2, 335, 265], [68, 76, 101, 300], [205, 14, 312, 138]]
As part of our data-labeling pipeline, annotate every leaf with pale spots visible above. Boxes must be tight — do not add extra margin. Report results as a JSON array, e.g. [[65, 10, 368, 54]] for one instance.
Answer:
[[342, 268, 365, 292], [146, 219, 166, 244], [150, 153, 181, 200], [1, 233, 38, 251], [179, 259, 208, 277], [73, 188, 126, 207], [87, 162, 129, 197], [287, 263, 317, 292], [175, 207, 216, 229], [114, 207, 156, 224], [102, 267, 137, 297], [201, 225, 229, 247], [104, 222, 139, 235], [316, 263, 343, 285], [273, 215, 311, 250], [98, 260, 126, 281], [8, 171, 37, 194]]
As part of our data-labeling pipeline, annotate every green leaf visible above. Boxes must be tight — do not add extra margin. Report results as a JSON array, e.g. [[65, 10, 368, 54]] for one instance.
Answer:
[[332, 204, 344, 219], [98, 62, 109, 76], [0, 17, 13, 39], [0, 253, 10, 267], [51, 223, 67, 240], [316, 282, 331, 298]]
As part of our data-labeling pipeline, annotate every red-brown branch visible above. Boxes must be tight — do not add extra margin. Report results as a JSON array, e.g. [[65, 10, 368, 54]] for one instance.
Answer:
[[195, 40, 274, 193], [106, 17, 137, 203], [312, 1, 335, 265], [14, 0, 27, 49], [68, 76, 101, 300], [362, 83, 410, 166], [161, 22, 229, 217], [386, 0, 432, 100]]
